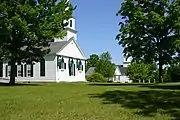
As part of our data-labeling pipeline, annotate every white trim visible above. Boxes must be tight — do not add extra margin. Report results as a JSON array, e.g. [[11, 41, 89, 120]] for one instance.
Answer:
[[57, 55, 86, 60], [56, 37, 87, 60], [56, 37, 73, 54], [73, 40, 87, 59]]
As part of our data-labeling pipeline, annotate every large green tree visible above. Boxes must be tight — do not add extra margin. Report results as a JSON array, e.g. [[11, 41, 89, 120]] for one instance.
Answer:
[[86, 54, 99, 72], [99, 51, 112, 62], [0, 0, 75, 85], [116, 0, 180, 82], [95, 52, 115, 80], [127, 62, 157, 83]]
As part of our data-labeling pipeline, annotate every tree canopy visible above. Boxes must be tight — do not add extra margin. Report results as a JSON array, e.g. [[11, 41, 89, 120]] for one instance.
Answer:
[[95, 52, 116, 79], [0, 0, 75, 85], [99, 52, 112, 62], [86, 54, 99, 72], [86, 52, 116, 80], [116, 0, 180, 82], [127, 62, 157, 83]]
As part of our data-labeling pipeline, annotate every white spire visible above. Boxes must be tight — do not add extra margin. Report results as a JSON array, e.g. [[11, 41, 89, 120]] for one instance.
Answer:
[[54, 0, 77, 42]]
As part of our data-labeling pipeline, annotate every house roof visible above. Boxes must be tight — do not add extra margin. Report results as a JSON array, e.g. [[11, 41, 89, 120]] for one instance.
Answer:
[[85, 67, 95, 76], [117, 65, 127, 76], [48, 37, 86, 60], [85, 65, 128, 76], [49, 41, 69, 54]]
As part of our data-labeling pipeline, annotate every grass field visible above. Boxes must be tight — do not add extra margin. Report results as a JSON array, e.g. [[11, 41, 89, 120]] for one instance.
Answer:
[[0, 82, 180, 120]]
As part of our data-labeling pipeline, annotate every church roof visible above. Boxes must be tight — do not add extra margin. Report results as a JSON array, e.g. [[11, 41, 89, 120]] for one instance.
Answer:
[[85, 67, 95, 76], [116, 65, 127, 76], [49, 37, 74, 55], [49, 41, 68, 54], [48, 37, 86, 60]]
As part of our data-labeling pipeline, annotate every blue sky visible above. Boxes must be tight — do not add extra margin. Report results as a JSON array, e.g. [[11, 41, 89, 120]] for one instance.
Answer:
[[71, 0, 124, 65]]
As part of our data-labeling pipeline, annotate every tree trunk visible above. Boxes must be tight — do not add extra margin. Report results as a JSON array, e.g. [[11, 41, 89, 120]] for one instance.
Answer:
[[157, 38, 164, 83], [9, 60, 16, 86], [154, 79, 156, 83], [148, 79, 151, 83], [158, 62, 163, 83], [139, 80, 141, 83]]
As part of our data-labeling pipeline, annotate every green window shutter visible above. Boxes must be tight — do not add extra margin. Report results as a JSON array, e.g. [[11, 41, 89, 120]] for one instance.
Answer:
[[62, 57, 64, 63], [80, 61, 82, 70], [57, 56, 61, 67], [21, 65, 23, 77], [69, 59, 71, 76], [61, 57, 64, 69], [74, 64, 75, 76], [59, 58, 62, 69], [31, 64, 33, 77], [76, 59, 79, 68], [58, 56, 64, 69], [82, 65, 83, 71], [69, 58, 72, 67], [5, 65, 8, 77], [69, 58, 75, 76], [24, 64, 27, 77], [71, 64, 73, 76]]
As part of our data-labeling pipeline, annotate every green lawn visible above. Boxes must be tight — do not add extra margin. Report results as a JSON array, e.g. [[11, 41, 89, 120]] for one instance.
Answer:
[[0, 82, 180, 120]]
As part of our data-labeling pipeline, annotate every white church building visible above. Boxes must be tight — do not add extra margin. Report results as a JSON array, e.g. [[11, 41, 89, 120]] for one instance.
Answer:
[[0, 15, 87, 83]]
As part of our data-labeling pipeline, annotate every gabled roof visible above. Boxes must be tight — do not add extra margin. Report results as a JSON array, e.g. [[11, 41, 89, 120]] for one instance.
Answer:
[[85, 67, 95, 76], [116, 65, 127, 76], [49, 41, 68, 54], [48, 37, 86, 59], [86, 66, 128, 77], [73, 39, 87, 59]]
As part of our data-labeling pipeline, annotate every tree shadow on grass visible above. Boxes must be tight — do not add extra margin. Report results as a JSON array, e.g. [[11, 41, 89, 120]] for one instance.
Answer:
[[89, 83, 180, 90], [88, 83, 153, 86], [140, 84, 180, 90], [89, 90, 180, 120], [0, 82, 43, 87]]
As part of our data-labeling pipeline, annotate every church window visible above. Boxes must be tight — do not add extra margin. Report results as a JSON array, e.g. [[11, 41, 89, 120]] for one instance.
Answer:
[[17, 65, 22, 77], [76, 59, 83, 71], [6, 62, 11, 77], [5, 61, 19, 77], [17, 62, 23, 77], [69, 58, 75, 76], [24, 62, 33, 77], [57, 56, 66, 69], [8, 65, 11, 77], [27, 65, 31, 77]]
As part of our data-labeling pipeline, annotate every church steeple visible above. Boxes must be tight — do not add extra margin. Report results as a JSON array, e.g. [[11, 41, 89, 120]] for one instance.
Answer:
[[54, 0, 77, 42], [65, 17, 77, 40], [67, 17, 75, 30]]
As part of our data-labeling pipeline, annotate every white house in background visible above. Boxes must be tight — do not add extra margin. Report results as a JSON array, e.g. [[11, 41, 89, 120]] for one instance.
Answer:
[[112, 56, 132, 83], [0, 14, 87, 83], [112, 65, 132, 83], [85, 55, 133, 83]]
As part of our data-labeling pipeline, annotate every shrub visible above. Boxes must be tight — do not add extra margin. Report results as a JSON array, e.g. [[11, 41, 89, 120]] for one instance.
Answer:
[[168, 65, 180, 82], [86, 73, 107, 82]]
